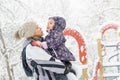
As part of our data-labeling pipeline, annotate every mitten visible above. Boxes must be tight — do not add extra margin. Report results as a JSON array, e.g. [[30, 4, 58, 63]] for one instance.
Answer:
[[62, 61, 72, 74]]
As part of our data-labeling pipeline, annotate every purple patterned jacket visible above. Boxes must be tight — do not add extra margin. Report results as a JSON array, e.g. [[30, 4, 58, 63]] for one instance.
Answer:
[[45, 16, 75, 61]]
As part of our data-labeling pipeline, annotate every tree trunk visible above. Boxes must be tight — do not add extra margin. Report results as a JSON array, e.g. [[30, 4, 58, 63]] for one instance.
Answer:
[[0, 29, 12, 80], [5, 55, 12, 80]]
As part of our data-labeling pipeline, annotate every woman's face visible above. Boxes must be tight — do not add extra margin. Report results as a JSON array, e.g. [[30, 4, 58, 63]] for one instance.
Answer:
[[34, 26, 43, 37], [47, 19, 55, 32]]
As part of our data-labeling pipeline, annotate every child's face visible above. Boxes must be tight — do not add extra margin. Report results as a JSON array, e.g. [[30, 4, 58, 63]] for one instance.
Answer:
[[34, 26, 43, 37], [47, 19, 55, 32]]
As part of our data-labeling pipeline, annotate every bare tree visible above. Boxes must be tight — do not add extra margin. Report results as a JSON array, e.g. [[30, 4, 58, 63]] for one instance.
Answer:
[[0, 29, 12, 80]]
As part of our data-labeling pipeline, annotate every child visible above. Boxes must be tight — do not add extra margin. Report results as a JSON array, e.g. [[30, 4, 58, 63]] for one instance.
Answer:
[[32, 16, 76, 74]]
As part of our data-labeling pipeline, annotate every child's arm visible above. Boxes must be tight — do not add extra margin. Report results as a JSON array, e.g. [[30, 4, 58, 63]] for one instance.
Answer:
[[41, 42, 48, 49], [31, 40, 48, 49], [45, 32, 66, 49]]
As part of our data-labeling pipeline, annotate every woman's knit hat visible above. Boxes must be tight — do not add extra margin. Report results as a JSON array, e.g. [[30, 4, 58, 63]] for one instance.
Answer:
[[15, 21, 37, 39]]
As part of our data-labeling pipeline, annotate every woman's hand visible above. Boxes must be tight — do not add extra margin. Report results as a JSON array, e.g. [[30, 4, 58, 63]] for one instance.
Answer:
[[31, 40, 42, 47]]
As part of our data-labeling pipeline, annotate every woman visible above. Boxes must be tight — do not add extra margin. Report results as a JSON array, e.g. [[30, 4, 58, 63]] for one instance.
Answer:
[[15, 21, 68, 80]]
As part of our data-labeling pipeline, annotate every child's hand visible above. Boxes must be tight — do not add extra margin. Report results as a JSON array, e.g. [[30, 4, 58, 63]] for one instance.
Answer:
[[41, 42, 48, 49], [31, 40, 42, 47]]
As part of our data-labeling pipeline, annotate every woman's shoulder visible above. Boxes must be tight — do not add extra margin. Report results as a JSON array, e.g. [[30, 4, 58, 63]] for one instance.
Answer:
[[23, 39, 32, 48]]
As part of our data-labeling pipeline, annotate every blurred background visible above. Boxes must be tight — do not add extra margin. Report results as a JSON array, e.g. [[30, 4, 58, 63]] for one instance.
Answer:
[[0, 0, 120, 80]]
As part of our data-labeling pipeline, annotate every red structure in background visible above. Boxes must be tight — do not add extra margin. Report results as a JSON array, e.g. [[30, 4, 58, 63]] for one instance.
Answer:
[[92, 23, 119, 80], [101, 24, 119, 38], [63, 28, 87, 64], [63, 28, 88, 80]]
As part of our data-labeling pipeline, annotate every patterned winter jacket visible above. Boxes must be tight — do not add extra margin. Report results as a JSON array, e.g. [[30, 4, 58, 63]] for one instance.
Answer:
[[45, 16, 75, 61]]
